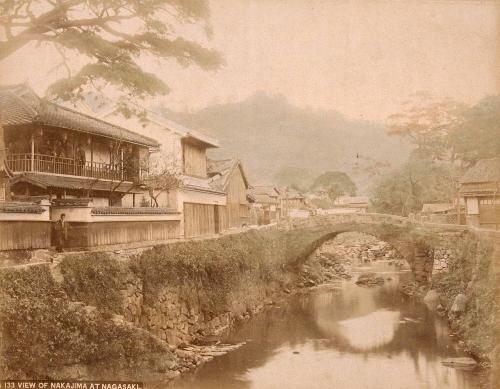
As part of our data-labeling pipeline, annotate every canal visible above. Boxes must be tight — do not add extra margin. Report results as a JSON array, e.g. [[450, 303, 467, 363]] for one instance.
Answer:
[[169, 251, 483, 389]]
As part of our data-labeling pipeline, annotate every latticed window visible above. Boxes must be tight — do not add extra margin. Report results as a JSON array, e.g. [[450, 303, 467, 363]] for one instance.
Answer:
[[480, 197, 500, 205]]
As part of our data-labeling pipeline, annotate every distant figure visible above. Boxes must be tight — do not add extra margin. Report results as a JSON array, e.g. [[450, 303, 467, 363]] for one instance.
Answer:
[[38, 139, 49, 156], [75, 144, 86, 175], [63, 140, 73, 159], [53, 213, 68, 252], [76, 144, 86, 165], [54, 140, 64, 157]]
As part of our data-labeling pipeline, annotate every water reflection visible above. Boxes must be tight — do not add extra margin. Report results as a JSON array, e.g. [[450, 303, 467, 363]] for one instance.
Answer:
[[168, 261, 481, 389], [337, 309, 401, 350]]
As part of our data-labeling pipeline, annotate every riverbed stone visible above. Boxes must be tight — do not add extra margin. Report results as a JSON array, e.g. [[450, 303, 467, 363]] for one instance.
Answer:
[[423, 290, 441, 311], [450, 293, 467, 315], [441, 357, 477, 369], [355, 272, 385, 286]]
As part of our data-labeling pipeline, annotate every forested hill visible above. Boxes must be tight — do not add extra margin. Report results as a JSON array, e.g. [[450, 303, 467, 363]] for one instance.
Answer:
[[158, 92, 410, 192]]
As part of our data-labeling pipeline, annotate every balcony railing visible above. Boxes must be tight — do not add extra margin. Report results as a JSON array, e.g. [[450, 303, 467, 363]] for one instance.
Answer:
[[7, 153, 135, 181]]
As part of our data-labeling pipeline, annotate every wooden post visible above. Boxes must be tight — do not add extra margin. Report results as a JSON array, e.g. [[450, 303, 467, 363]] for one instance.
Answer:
[[90, 138, 93, 178], [30, 132, 35, 171], [120, 147, 124, 180]]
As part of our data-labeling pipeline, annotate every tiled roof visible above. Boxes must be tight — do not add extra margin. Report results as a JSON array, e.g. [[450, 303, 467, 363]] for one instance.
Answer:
[[52, 198, 93, 206], [0, 84, 159, 147], [275, 186, 304, 199], [247, 185, 280, 204], [207, 158, 249, 191], [250, 193, 278, 204], [91, 206, 176, 215], [10, 172, 142, 193], [460, 158, 500, 184], [99, 103, 219, 148], [0, 86, 36, 126], [0, 202, 45, 214], [147, 111, 219, 148], [208, 158, 234, 176], [180, 174, 225, 195], [248, 185, 279, 197]]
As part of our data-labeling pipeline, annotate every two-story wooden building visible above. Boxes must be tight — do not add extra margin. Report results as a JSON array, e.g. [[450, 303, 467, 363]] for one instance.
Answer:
[[99, 106, 227, 238], [460, 158, 500, 230], [0, 84, 181, 249], [208, 158, 250, 229], [1, 84, 159, 203]]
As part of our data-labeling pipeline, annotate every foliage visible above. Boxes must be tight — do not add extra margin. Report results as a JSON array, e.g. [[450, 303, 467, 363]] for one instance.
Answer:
[[370, 158, 456, 216], [448, 95, 500, 165], [0, 265, 170, 377], [387, 93, 464, 161], [0, 0, 223, 115], [432, 237, 497, 357], [388, 93, 500, 165], [142, 169, 183, 207], [0, 228, 328, 377], [129, 229, 303, 314], [59, 253, 129, 314], [310, 171, 357, 200]]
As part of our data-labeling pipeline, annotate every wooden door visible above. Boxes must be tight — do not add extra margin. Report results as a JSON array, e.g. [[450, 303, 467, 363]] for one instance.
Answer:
[[479, 197, 500, 230]]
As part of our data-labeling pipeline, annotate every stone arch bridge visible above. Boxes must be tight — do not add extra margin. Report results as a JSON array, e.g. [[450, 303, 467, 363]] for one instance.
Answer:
[[280, 213, 499, 282]]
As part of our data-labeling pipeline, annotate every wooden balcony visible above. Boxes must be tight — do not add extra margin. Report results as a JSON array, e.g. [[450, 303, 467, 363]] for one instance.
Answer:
[[7, 153, 136, 182]]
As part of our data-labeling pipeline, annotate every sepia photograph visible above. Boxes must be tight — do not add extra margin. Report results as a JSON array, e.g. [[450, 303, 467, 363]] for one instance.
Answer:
[[0, 0, 499, 388]]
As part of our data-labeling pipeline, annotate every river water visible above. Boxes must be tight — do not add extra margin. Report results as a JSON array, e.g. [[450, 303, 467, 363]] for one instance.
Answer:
[[169, 260, 483, 389]]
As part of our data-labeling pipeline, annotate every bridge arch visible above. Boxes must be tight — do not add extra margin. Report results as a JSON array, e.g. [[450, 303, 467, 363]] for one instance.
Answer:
[[284, 213, 453, 283]]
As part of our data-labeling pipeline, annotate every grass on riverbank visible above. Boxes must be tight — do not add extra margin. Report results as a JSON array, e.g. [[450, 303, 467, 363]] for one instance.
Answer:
[[0, 265, 172, 378], [0, 228, 327, 378], [432, 236, 497, 359]]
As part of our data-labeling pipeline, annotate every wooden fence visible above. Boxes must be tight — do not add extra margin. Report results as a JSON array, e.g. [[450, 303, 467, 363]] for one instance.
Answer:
[[0, 221, 51, 250], [63, 220, 181, 248], [183, 203, 216, 238]]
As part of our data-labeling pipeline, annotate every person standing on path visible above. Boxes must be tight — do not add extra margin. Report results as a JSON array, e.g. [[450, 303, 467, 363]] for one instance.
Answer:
[[54, 213, 68, 252]]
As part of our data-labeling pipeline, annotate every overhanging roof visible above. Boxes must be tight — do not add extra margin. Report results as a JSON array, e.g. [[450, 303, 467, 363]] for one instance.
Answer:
[[145, 111, 220, 148], [10, 172, 142, 194], [248, 185, 280, 197], [0, 84, 159, 148], [207, 158, 250, 191], [99, 103, 219, 148]]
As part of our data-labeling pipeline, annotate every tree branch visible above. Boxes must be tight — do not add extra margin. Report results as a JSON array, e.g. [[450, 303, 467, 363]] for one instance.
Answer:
[[0, 0, 85, 60]]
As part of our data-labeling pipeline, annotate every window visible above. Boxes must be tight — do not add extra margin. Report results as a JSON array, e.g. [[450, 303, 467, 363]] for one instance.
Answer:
[[479, 197, 500, 205]]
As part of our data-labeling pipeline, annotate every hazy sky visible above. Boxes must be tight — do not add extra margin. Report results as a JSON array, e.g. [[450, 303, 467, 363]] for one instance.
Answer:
[[1, 0, 498, 122]]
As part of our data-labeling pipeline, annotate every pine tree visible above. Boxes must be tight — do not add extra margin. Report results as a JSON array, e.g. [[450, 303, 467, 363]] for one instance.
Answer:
[[0, 0, 223, 185]]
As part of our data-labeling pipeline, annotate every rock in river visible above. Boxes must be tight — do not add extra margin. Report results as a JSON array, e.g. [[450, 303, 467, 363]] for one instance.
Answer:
[[450, 293, 467, 315], [355, 273, 385, 287], [441, 357, 477, 369], [423, 290, 441, 311]]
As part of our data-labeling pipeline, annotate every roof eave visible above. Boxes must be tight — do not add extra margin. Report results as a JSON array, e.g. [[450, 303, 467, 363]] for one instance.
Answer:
[[35, 120, 159, 148]]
